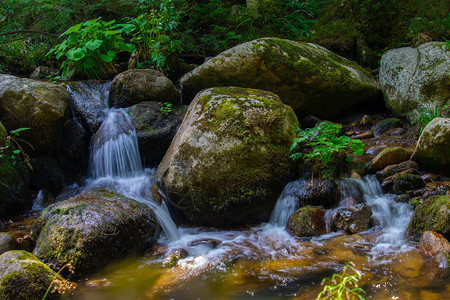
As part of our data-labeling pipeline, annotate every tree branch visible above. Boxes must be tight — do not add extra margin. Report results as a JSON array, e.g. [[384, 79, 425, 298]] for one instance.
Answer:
[[0, 30, 59, 37]]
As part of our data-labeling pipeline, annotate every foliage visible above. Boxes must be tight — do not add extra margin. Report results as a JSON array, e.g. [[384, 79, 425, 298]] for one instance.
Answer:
[[48, 18, 135, 79], [160, 102, 173, 116], [290, 122, 364, 179], [0, 128, 33, 169], [417, 104, 450, 134], [317, 261, 365, 300], [42, 261, 75, 300], [126, 0, 183, 72]]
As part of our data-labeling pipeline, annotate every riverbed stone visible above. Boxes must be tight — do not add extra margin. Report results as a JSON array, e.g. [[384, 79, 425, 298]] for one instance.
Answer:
[[372, 118, 402, 136], [0, 233, 16, 255], [365, 147, 410, 172], [392, 173, 426, 194], [419, 231, 450, 257], [379, 42, 450, 123], [0, 250, 75, 300], [156, 87, 299, 227], [412, 117, 450, 176], [129, 101, 186, 166], [334, 203, 373, 234], [31, 188, 160, 277], [109, 69, 180, 108], [0, 74, 70, 154], [180, 37, 381, 119], [407, 195, 450, 241], [285, 206, 327, 237], [376, 160, 420, 182]]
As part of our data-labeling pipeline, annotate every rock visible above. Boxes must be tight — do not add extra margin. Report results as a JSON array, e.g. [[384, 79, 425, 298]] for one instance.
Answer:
[[67, 82, 108, 132], [334, 204, 373, 234], [412, 118, 450, 176], [180, 38, 381, 119], [392, 174, 426, 194], [360, 114, 372, 126], [285, 206, 327, 237], [0, 74, 70, 154], [128, 101, 186, 166], [372, 118, 402, 136], [294, 179, 340, 209], [30, 155, 64, 194], [162, 248, 189, 268], [156, 87, 299, 227], [300, 115, 322, 128], [0, 121, 7, 146], [109, 69, 180, 108], [419, 231, 450, 257], [31, 188, 160, 277], [63, 118, 89, 160], [376, 160, 420, 182], [0, 250, 75, 299], [32, 189, 56, 210], [189, 239, 220, 248], [0, 233, 16, 255], [407, 195, 450, 241], [386, 127, 406, 136], [394, 194, 410, 203], [352, 130, 374, 139], [365, 147, 410, 172], [29, 66, 60, 79], [422, 173, 439, 182], [379, 42, 450, 123]]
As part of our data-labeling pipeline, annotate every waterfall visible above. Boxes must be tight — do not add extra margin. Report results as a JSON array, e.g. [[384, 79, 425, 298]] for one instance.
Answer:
[[69, 82, 180, 241]]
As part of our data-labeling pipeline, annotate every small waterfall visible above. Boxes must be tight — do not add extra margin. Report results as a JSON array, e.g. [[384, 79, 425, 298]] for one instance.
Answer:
[[69, 82, 179, 241], [270, 178, 308, 227]]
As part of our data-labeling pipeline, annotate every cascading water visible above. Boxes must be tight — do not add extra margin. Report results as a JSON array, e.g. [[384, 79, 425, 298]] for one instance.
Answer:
[[68, 81, 179, 241]]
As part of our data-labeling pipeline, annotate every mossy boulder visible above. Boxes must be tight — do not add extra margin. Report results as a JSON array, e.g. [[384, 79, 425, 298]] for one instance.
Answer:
[[0, 74, 70, 154], [180, 37, 381, 119], [0, 250, 75, 300], [334, 204, 373, 234], [285, 206, 327, 237], [412, 118, 450, 176], [365, 147, 410, 173], [392, 174, 426, 194], [109, 69, 180, 108], [31, 188, 160, 277], [30, 155, 64, 194], [379, 42, 450, 123], [128, 101, 187, 166], [407, 195, 450, 241], [156, 87, 299, 227]]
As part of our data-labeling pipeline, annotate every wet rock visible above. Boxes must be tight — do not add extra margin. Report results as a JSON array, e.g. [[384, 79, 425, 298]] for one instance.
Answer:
[[31, 188, 160, 277], [295, 179, 340, 209], [379, 42, 450, 123], [407, 195, 450, 241], [29, 66, 60, 79], [372, 118, 402, 136], [0, 250, 75, 299], [128, 101, 186, 166], [32, 189, 56, 210], [376, 160, 420, 182], [365, 147, 410, 172], [392, 174, 426, 194], [190, 239, 220, 248], [0, 74, 70, 154], [422, 173, 439, 183], [147, 245, 168, 258], [286, 206, 327, 237], [109, 69, 180, 108], [30, 155, 64, 194], [0, 233, 16, 255], [412, 118, 450, 176], [180, 37, 381, 119], [300, 115, 321, 128], [162, 248, 189, 268], [156, 87, 299, 227], [419, 231, 450, 257], [63, 118, 89, 159], [394, 194, 410, 203], [334, 204, 373, 234], [386, 127, 406, 136], [434, 252, 449, 269], [365, 145, 386, 156], [360, 114, 372, 126], [352, 130, 374, 139]]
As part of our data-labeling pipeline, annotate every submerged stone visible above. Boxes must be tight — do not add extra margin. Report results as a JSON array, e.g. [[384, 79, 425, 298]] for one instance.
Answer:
[[180, 37, 381, 119], [419, 231, 450, 257], [31, 188, 160, 277], [156, 87, 299, 227]]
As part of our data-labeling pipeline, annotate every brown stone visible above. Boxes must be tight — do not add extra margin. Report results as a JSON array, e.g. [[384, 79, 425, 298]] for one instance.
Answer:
[[419, 231, 450, 257], [366, 147, 410, 172], [352, 130, 374, 139]]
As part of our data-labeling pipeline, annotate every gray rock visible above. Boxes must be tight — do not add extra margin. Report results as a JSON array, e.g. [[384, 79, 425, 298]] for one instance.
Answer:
[[0, 233, 16, 255], [334, 204, 373, 234], [372, 118, 402, 136], [379, 42, 450, 122], [30, 66, 60, 79], [286, 206, 327, 237]]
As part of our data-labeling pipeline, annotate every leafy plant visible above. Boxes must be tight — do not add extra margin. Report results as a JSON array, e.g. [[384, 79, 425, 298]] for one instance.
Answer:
[[48, 17, 135, 79], [0, 127, 33, 169], [417, 104, 450, 134], [160, 102, 173, 116], [316, 261, 365, 300], [290, 122, 364, 180]]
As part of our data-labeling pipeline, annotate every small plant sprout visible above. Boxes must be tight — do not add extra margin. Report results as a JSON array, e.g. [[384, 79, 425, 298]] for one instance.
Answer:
[[316, 261, 365, 300], [0, 127, 33, 169], [42, 261, 76, 300], [160, 102, 173, 116]]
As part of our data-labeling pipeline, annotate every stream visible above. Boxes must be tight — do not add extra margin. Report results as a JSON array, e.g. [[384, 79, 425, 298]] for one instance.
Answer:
[[32, 82, 450, 299]]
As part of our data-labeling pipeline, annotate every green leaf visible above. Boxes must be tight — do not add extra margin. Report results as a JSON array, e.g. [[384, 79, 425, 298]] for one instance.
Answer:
[[63, 23, 82, 35], [120, 43, 136, 52], [85, 39, 103, 50]]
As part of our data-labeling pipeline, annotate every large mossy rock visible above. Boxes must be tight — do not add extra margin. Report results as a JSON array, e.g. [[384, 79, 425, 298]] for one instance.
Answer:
[[379, 42, 450, 122], [407, 195, 450, 241], [109, 69, 180, 108], [180, 38, 380, 119], [412, 118, 450, 176], [156, 87, 299, 227], [129, 101, 186, 166], [0, 75, 70, 154], [0, 250, 74, 300], [334, 204, 373, 234], [31, 188, 160, 277], [285, 206, 327, 237]]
